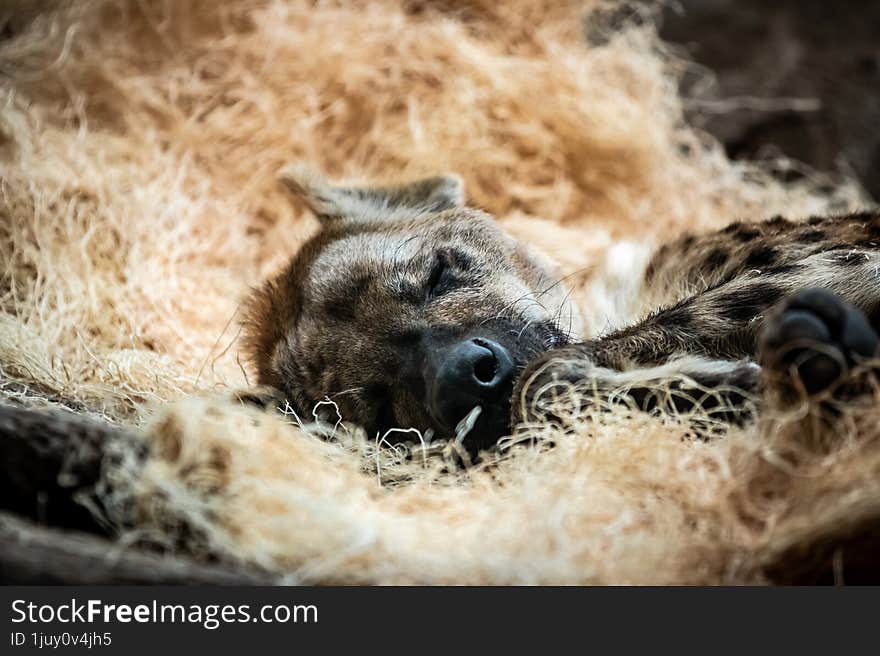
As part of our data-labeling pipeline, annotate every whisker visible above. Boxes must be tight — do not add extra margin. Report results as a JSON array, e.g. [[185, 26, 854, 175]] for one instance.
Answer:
[[331, 386, 364, 399]]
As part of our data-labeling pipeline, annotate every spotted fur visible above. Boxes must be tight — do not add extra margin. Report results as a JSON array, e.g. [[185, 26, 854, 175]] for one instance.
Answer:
[[516, 210, 880, 432]]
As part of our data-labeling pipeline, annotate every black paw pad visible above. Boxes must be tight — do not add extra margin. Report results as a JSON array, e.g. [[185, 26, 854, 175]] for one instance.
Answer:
[[760, 289, 879, 394]]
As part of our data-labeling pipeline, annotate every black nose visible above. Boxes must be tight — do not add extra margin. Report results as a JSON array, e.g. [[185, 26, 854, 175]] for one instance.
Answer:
[[445, 338, 514, 394], [431, 338, 515, 430]]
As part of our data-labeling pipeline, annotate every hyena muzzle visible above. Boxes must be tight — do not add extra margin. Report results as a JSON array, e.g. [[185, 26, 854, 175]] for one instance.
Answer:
[[242, 167, 880, 450]]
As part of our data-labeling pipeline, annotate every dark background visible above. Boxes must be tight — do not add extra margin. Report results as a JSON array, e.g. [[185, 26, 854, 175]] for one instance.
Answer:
[[661, 0, 880, 201]]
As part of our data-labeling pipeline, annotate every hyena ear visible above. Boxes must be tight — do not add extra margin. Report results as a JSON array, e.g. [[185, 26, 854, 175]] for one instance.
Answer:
[[279, 164, 464, 223]]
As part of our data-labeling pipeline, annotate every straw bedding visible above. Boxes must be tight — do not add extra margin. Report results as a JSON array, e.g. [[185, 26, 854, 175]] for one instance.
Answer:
[[2, 0, 879, 583]]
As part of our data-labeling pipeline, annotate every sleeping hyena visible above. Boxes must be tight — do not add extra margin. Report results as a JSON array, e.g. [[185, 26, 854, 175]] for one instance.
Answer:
[[242, 167, 880, 451]]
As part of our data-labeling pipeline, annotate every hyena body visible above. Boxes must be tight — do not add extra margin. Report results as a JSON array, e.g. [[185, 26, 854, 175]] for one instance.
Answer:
[[243, 167, 880, 449]]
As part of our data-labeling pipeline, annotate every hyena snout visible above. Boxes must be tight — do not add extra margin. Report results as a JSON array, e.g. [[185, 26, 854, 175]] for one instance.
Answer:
[[427, 337, 516, 443]]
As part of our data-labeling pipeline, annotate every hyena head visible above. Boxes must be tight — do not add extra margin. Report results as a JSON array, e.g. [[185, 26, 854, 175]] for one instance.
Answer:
[[242, 166, 579, 449]]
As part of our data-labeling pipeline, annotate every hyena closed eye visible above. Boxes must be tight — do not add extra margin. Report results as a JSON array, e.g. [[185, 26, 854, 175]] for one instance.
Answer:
[[243, 166, 880, 450]]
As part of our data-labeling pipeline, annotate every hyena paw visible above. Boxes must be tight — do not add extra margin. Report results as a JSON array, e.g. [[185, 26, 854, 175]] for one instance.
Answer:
[[510, 345, 595, 425], [759, 288, 879, 396], [230, 385, 288, 412]]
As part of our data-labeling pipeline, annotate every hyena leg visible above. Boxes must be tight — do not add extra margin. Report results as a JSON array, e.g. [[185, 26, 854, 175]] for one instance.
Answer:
[[514, 279, 880, 431], [512, 351, 761, 432], [586, 250, 880, 370]]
